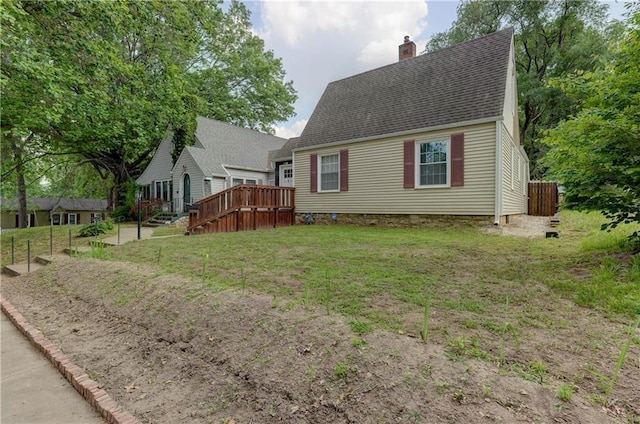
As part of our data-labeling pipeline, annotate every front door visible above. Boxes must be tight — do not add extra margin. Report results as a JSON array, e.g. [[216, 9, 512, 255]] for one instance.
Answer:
[[183, 174, 191, 212], [279, 164, 293, 187]]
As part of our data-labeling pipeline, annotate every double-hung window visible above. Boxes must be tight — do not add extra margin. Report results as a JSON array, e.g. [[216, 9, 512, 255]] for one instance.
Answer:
[[319, 153, 339, 191], [418, 139, 449, 186]]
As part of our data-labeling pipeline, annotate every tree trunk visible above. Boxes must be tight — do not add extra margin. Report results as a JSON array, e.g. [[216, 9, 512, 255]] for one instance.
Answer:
[[106, 165, 131, 211], [10, 137, 28, 228]]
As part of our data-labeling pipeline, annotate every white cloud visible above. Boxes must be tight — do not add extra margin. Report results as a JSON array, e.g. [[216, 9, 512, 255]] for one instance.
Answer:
[[252, 1, 433, 130], [259, 1, 428, 67], [275, 119, 308, 139]]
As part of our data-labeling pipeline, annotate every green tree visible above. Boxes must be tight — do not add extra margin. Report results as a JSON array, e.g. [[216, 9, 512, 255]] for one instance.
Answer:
[[188, 1, 296, 134], [542, 7, 640, 246], [1, 0, 72, 226], [425, 0, 612, 177], [2, 0, 297, 213]]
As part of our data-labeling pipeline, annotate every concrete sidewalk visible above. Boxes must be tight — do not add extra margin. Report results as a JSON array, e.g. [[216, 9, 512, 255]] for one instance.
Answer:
[[100, 226, 154, 246], [1, 313, 105, 423]]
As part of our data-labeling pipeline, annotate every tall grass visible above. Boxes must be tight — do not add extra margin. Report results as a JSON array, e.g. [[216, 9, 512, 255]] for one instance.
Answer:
[[604, 315, 640, 406], [421, 297, 431, 343]]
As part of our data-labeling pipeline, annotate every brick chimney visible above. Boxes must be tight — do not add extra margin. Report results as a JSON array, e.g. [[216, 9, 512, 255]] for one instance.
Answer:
[[399, 35, 416, 61]]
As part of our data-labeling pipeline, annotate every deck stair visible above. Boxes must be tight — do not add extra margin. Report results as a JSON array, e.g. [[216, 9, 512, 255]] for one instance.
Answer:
[[187, 184, 295, 235]]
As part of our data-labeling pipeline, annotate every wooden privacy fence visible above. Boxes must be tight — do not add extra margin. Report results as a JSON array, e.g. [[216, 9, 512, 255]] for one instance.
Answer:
[[528, 181, 558, 216], [187, 184, 295, 234]]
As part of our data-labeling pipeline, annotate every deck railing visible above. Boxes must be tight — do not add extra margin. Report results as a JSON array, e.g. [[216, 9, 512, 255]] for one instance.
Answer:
[[187, 185, 295, 234]]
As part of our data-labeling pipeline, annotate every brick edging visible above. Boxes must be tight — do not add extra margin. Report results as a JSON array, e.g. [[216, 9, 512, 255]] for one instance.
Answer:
[[0, 295, 141, 424]]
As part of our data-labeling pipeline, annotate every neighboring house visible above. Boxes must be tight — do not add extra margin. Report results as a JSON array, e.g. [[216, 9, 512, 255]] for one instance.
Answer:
[[293, 29, 529, 225], [0, 197, 108, 229], [269, 137, 299, 187], [136, 116, 287, 213]]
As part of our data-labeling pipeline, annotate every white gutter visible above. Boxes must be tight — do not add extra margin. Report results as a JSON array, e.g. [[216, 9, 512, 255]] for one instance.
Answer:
[[494, 121, 503, 225], [221, 164, 270, 173], [293, 116, 502, 153]]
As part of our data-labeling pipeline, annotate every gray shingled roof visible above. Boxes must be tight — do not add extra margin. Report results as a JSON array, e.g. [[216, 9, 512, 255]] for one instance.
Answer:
[[186, 116, 287, 176], [0, 197, 107, 211], [271, 137, 299, 162], [297, 28, 513, 149]]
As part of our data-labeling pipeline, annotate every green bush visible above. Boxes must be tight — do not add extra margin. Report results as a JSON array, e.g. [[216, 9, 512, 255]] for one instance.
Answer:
[[78, 219, 114, 237], [110, 205, 134, 222]]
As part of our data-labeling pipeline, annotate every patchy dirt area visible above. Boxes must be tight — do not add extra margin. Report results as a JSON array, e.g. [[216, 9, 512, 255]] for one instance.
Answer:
[[484, 215, 557, 238], [2, 257, 638, 424]]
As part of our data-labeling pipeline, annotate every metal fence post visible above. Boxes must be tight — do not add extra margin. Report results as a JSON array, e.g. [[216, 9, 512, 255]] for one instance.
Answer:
[[117, 220, 120, 245], [68, 229, 72, 252], [27, 240, 31, 272], [11, 236, 15, 265], [50, 226, 53, 255]]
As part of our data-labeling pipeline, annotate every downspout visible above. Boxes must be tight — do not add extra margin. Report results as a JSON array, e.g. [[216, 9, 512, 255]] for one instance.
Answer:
[[494, 121, 503, 225]]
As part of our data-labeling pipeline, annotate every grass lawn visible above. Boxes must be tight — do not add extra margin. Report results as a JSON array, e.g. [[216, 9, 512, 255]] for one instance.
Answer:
[[100, 210, 640, 328], [0, 222, 139, 265], [3, 211, 638, 326], [3, 210, 639, 421]]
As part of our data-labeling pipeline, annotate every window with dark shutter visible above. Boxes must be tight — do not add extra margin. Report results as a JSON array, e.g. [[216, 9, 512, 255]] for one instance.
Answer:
[[310, 153, 318, 193], [403, 140, 415, 188], [450, 133, 464, 187], [339, 149, 349, 191]]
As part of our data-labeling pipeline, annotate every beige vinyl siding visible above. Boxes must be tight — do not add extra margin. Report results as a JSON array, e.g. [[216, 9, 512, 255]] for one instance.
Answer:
[[296, 123, 496, 215], [1, 211, 15, 228], [2, 210, 50, 228], [501, 123, 527, 214]]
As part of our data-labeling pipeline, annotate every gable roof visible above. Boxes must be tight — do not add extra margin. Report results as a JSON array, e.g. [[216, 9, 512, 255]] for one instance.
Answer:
[[182, 116, 287, 176], [271, 137, 300, 162], [297, 28, 514, 150], [1, 197, 108, 211]]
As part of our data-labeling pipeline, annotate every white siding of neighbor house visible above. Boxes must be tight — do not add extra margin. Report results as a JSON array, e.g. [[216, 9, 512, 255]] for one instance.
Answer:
[[136, 135, 174, 186], [209, 177, 226, 196], [501, 39, 520, 142], [173, 150, 206, 211], [295, 122, 497, 215], [501, 122, 528, 215], [222, 167, 270, 189]]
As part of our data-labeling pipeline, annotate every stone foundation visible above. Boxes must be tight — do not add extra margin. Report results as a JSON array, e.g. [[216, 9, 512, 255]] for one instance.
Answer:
[[295, 213, 496, 228]]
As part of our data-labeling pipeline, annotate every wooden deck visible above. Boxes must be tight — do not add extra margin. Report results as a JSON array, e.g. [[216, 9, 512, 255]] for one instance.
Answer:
[[187, 185, 295, 234]]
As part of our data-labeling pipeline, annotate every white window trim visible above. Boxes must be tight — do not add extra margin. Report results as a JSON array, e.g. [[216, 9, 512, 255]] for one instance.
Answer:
[[67, 213, 79, 225], [517, 155, 522, 182], [153, 179, 173, 200], [17, 213, 33, 227], [231, 177, 259, 186], [416, 138, 451, 188], [318, 153, 340, 193]]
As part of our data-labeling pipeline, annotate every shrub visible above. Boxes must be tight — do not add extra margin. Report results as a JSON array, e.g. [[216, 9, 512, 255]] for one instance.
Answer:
[[110, 205, 134, 222], [78, 219, 114, 237]]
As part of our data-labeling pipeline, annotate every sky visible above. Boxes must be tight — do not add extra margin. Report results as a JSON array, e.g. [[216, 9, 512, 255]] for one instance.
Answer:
[[243, 0, 631, 139]]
